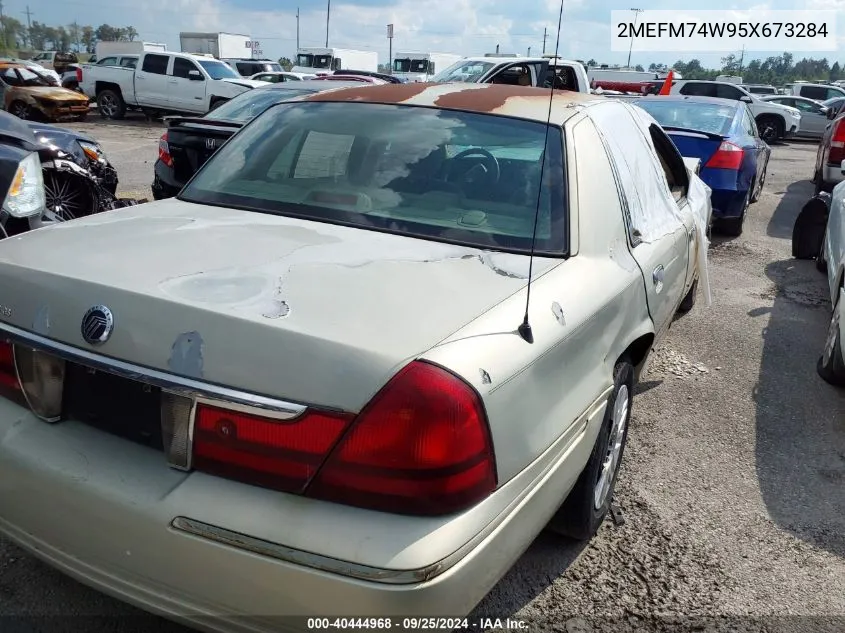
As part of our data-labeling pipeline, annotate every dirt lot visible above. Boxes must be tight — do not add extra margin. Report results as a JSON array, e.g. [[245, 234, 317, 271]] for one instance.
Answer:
[[1, 117, 844, 631]]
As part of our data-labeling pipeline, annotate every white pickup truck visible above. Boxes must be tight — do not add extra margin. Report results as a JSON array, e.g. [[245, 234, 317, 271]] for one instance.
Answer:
[[78, 51, 265, 119], [431, 56, 590, 93]]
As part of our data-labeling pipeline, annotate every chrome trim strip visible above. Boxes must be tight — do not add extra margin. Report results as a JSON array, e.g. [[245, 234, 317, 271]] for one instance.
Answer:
[[170, 517, 439, 585], [0, 322, 307, 418], [170, 387, 614, 586]]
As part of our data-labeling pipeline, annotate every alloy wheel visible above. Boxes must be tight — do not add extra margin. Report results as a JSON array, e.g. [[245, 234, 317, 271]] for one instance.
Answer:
[[44, 172, 91, 221], [594, 384, 629, 510]]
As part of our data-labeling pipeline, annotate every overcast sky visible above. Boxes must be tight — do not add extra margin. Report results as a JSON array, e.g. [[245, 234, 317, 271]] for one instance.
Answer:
[[15, 0, 844, 68]]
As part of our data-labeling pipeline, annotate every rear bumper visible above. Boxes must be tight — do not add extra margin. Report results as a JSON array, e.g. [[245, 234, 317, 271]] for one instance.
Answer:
[[0, 390, 605, 630], [152, 160, 184, 200], [822, 162, 845, 186], [709, 188, 749, 219]]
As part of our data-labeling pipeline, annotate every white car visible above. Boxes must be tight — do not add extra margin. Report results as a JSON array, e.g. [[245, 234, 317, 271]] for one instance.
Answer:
[[818, 164, 845, 385], [0, 83, 711, 628], [669, 80, 802, 143], [249, 71, 316, 83], [432, 56, 591, 93]]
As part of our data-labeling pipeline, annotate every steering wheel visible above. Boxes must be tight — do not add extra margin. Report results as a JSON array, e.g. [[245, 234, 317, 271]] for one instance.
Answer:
[[446, 148, 501, 188]]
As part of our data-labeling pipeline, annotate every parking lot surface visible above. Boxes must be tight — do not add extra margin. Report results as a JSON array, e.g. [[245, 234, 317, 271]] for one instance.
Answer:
[[1, 117, 844, 631]]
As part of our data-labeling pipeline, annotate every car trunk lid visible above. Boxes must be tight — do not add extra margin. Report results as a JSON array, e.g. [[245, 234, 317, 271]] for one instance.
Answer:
[[664, 128, 726, 166], [165, 119, 241, 185], [0, 199, 544, 413]]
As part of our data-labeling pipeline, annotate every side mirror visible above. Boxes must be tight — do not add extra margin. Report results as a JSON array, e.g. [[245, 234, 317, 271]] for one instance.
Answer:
[[740, 95, 753, 103], [188, 70, 203, 81]]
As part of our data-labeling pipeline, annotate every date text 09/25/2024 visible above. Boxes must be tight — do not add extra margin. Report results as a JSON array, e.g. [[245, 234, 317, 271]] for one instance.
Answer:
[[306, 618, 530, 631]]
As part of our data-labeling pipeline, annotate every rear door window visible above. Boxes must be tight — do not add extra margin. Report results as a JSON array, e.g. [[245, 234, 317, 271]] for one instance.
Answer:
[[142, 54, 169, 74], [679, 82, 716, 97]]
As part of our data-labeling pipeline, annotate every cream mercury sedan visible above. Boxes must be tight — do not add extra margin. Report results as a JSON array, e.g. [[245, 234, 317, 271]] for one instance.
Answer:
[[0, 83, 711, 630]]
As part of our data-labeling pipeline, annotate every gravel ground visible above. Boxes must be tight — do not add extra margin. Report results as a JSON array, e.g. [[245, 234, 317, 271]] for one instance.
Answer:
[[1, 119, 844, 632]]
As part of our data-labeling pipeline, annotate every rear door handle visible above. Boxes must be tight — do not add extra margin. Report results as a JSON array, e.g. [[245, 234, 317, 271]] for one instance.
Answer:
[[652, 265, 665, 292]]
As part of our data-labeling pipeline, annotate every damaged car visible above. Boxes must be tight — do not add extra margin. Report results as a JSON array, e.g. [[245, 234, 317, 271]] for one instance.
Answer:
[[0, 62, 89, 122], [816, 161, 845, 386], [0, 84, 710, 628]]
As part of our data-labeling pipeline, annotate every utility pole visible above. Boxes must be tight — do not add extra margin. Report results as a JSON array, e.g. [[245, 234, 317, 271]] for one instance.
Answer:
[[22, 5, 33, 49], [527, 46, 531, 56], [626, 8, 644, 69], [325, 0, 330, 47], [296, 7, 300, 50], [387, 24, 393, 74], [542, 27, 547, 54], [0, 1, 6, 51]]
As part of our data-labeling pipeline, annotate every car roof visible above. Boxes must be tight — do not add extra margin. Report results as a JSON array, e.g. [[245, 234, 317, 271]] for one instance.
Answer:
[[301, 82, 598, 123], [265, 80, 364, 91], [636, 95, 741, 107]]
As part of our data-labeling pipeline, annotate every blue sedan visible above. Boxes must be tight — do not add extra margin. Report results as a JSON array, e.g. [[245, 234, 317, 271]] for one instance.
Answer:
[[633, 95, 771, 236]]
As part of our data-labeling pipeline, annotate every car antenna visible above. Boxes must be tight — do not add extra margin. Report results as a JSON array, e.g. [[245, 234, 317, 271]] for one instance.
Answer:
[[518, 0, 564, 345]]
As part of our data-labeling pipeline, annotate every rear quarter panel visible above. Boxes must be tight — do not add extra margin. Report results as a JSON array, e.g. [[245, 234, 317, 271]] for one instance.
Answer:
[[424, 113, 654, 485]]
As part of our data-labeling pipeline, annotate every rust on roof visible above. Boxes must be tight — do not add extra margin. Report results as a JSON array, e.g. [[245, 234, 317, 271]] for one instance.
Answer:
[[300, 82, 601, 122], [304, 82, 430, 103]]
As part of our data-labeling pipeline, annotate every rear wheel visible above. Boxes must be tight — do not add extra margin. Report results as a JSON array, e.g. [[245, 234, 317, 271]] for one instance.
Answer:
[[719, 189, 750, 237], [548, 357, 633, 540], [816, 227, 828, 273], [97, 89, 126, 120], [818, 296, 845, 387]]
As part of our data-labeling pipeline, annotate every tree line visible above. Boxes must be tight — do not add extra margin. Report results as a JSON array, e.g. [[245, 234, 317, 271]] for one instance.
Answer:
[[0, 19, 139, 53], [651, 53, 841, 85]]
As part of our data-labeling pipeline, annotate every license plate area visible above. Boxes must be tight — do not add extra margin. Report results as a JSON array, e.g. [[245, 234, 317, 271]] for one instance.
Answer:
[[63, 363, 164, 450]]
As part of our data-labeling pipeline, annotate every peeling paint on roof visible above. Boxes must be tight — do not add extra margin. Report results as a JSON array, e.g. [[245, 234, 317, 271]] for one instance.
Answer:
[[301, 82, 602, 124]]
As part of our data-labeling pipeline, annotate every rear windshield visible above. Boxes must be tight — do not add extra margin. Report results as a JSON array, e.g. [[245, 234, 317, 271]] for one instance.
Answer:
[[205, 87, 317, 122], [181, 102, 566, 254], [634, 100, 735, 136]]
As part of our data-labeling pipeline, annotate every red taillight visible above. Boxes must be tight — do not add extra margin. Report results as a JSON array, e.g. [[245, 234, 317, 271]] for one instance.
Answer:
[[0, 341, 24, 405], [158, 132, 172, 167], [192, 405, 354, 492], [306, 361, 497, 516], [191, 361, 497, 516], [705, 141, 744, 170], [829, 120, 845, 164], [76, 67, 82, 82]]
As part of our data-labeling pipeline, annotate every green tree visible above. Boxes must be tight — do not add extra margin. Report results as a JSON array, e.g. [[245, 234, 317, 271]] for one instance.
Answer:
[[0, 16, 25, 49], [81, 25, 96, 53], [587, 58, 597, 67], [634, 64, 644, 72], [125, 26, 138, 42], [56, 26, 72, 51], [68, 22, 81, 51], [831, 61, 841, 82], [28, 21, 49, 50], [278, 56, 293, 71]]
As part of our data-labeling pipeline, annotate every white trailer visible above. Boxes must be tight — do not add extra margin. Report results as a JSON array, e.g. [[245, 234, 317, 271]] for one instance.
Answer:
[[587, 68, 659, 83], [95, 41, 167, 58], [391, 52, 462, 82], [179, 32, 252, 60], [292, 47, 378, 75]]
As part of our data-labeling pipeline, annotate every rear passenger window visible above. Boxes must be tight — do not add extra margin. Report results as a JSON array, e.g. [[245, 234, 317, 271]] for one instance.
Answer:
[[142, 54, 169, 75], [801, 86, 827, 101], [680, 83, 715, 97], [97, 57, 118, 66]]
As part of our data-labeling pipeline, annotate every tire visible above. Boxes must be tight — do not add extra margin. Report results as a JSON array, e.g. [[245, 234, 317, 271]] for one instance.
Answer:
[[757, 116, 783, 144], [678, 278, 698, 313], [9, 100, 29, 120], [547, 357, 634, 540], [818, 296, 845, 387], [816, 227, 828, 273], [97, 89, 126, 120], [718, 189, 750, 237]]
